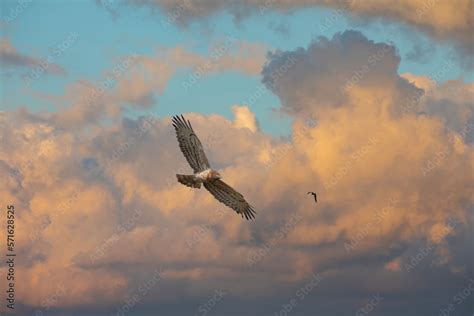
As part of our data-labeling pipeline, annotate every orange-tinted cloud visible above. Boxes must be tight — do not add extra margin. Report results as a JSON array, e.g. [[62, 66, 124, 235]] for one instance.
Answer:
[[0, 31, 472, 315]]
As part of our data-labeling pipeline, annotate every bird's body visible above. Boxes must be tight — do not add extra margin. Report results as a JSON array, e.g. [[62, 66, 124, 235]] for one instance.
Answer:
[[308, 191, 318, 203], [172, 115, 256, 220], [195, 168, 220, 182], [177, 168, 221, 189]]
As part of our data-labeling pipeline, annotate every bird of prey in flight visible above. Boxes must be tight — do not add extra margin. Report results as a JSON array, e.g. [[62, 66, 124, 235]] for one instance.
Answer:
[[307, 191, 317, 204], [172, 115, 256, 220]]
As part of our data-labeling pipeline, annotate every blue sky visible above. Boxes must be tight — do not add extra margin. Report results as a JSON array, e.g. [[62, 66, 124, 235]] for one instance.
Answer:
[[1, 0, 471, 135]]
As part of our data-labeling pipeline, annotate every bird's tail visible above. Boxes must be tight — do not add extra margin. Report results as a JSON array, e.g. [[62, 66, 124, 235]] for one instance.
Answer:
[[176, 174, 201, 189]]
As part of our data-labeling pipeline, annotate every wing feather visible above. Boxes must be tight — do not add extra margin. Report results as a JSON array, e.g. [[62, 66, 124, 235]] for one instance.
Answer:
[[172, 115, 210, 172], [204, 179, 256, 220]]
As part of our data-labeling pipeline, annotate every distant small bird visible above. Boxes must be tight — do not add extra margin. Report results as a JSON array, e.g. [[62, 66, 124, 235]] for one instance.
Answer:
[[307, 191, 317, 204]]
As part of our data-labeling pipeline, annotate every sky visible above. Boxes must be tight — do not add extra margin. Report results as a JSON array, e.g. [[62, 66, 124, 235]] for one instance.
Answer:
[[0, 0, 473, 315]]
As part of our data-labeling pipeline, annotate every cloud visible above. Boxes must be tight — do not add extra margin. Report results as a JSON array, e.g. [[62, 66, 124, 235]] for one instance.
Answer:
[[46, 40, 267, 129], [126, 0, 474, 64], [422, 79, 474, 140], [232, 105, 259, 132], [0, 31, 472, 315], [0, 37, 66, 75], [384, 257, 402, 271], [402, 73, 474, 141], [401, 73, 436, 91], [262, 30, 422, 116]]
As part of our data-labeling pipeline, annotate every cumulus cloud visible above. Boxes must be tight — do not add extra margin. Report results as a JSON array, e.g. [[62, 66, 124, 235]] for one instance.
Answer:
[[0, 31, 472, 315], [232, 105, 259, 132], [402, 73, 474, 141], [262, 30, 422, 117]]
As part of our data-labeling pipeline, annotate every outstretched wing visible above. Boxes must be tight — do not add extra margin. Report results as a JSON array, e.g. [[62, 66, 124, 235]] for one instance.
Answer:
[[204, 179, 256, 220], [172, 115, 211, 173]]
